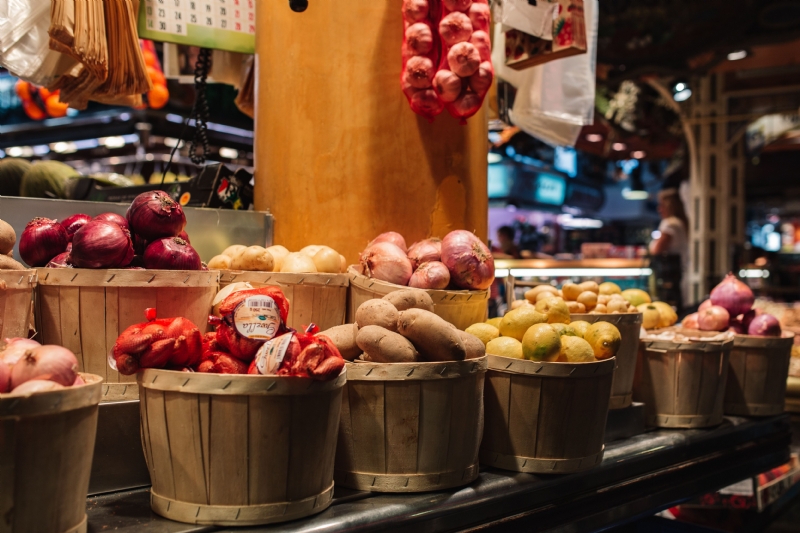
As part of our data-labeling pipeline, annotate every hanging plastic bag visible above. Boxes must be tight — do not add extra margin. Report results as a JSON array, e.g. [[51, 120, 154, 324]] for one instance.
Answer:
[[496, 0, 558, 39], [501, 0, 598, 146]]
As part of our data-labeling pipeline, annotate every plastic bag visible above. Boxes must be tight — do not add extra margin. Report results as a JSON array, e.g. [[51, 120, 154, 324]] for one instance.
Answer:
[[496, 0, 558, 39]]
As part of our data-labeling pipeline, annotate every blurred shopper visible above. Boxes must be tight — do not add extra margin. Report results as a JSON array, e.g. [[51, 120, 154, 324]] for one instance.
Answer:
[[650, 188, 689, 308]]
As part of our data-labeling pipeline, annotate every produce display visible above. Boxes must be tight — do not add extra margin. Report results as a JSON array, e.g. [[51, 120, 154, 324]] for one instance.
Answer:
[[16, 191, 201, 271], [320, 288, 485, 363], [685, 273, 781, 336], [359, 230, 494, 290], [401, 0, 493, 122], [0, 338, 84, 395], [208, 243, 347, 274], [0, 218, 25, 270]]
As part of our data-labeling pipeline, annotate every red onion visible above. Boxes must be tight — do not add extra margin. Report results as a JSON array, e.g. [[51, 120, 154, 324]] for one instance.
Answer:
[[1, 338, 41, 367], [409, 261, 451, 289], [71, 220, 134, 269], [728, 318, 744, 334], [143, 237, 202, 270], [10, 345, 78, 389], [748, 314, 782, 337], [66, 242, 72, 253], [60, 214, 92, 242], [367, 232, 408, 253], [441, 230, 495, 290], [11, 380, 65, 395], [178, 230, 191, 244], [698, 305, 730, 332], [741, 309, 757, 331], [710, 273, 754, 317], [126, 191, 186, 241], [682, 313, 699, 329], [361, 242, 413, 285], [47, 252, 72, 268], [19, 218, 68, 267], [408, 238, 442, 270], [0, 362, 9, 393], [94, 212, 129, 232], [698, 299, 712, 312]]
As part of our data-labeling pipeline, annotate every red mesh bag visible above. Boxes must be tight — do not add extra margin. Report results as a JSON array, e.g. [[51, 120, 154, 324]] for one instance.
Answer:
[[248, 324, 345, 381], [401, 0, 445, 121], [213, 287, 290, 362]]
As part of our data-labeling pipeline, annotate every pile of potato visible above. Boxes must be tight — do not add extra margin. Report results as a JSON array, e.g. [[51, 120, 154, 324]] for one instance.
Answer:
[[0, 218, 24, 270], [207, 244, 346, 274], [321, 289, 484, 363]]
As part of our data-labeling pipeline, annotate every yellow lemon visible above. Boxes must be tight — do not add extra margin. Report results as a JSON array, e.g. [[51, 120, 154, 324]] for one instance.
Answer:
[[559, 336, 596, 362], [535, 297, 571, 324], [584, 322, 622, 360], [621, 288, 651, 307], [570, 320, 591, 338], [486, 336, 523, 359], [651, 301, 678, 328], [499, 307, 547, 341], [486, 317, 503, 329], [465, 323, 500, 346], [599, 282, 622, 295], [522, 323, 561, 362], [524, 285, 558, 303], [637, 304, 661, 330], [552, 323, 577, 337]]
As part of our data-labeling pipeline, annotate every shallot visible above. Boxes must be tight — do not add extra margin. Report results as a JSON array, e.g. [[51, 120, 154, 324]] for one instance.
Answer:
[[698, 305, 730, 332], [468, 2, 491, 31], [406, 23, 434, 55], [10, 380, 65, 395], [470, 31, 492, 61], [361, 242, 414, 286], [441, 230, 495, 290], [439, 12, 473, 46], [1, 338, 41, 367], [71, 220, 134, 269], [409, 261, 451, 289], [748, 314, 781, 337], [368, 232, 408, 252], [402, 0, 429, 21], [60, 214, 92, 242], [143, 237, 202, 270], [94, 212, 129, 231], [19, 218, 68, 267], [710, 273, 754, 317], [126, 191, 186, 241], [469, 61, 493, 95], [698, 299, 712, 312], [447, 42, 481, 77], [444, 0, 472, 12], [405, 56, 435, 89], [9, 345, 78, 389], [433, 70, 463, 103], [682, 313, 699, 329], [408, 238, 442, 269]]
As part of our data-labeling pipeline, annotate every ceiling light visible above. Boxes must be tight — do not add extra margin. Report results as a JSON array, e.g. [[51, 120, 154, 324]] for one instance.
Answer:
[[612, 142, 627, 151], [622, 188, 649, 200], [585, 133, 604, 143], [219, 147, 239, 159], [487, 152, 502, 164], [101, 136, 126, 149], [631, 150, 646, 159], [672, 80, 692, 102], [727, 50, 748, 61]]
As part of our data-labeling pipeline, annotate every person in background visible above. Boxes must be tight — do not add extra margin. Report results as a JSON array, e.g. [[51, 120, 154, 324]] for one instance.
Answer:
[[650, 188, 689, 306], [493, 225, 522, 259]]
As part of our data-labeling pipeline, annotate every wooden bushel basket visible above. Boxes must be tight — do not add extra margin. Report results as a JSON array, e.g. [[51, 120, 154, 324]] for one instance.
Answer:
[[347, 266, 489, 330], [35, 269, 218, 402], [0, 269, 36, 339], [0, 373, 102, 533], [571, 313, 643, 409], [636, 336, 733, 428], [724, 333, 795, 417], [218, 271, 348, 331], [480, 355, 614, 474], [335, 356, 487, 492], [138, 368, 345, 526]]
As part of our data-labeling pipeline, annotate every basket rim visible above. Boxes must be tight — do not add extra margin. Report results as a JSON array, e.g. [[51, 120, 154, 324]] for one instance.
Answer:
[[138, 367, 346, 395], [0, 372, 103, 417], [345, 356, 487, 380], [733, 331, 795, 346], [0, 269, 37, 286], [218, 270, 349, 287], [486, 353, 615, 377], [36, 267, 219, 287]]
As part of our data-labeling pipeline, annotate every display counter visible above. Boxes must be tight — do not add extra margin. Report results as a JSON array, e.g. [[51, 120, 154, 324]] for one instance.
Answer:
[[85, 415, 790, 533]]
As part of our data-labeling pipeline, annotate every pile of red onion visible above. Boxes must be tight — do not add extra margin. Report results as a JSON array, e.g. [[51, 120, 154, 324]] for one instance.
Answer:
[[0, 338, 83, 395], [360, 230, 494, 290], [688, 273, 781, 337]]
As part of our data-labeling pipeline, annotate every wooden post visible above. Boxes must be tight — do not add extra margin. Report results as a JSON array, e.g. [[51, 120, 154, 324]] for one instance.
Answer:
[[254, 3, 489, 263]]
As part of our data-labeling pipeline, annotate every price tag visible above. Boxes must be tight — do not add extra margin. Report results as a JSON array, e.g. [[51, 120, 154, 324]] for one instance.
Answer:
[[254, 332, 294, 375], [233, 296, 281, 340]]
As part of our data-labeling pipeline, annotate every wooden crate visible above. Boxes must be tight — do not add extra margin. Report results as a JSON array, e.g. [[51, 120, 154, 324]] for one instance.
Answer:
[[35, 269, 218, 402], [724, 333, 795, 417], [138, 368, 345, 526], [480, 355, 614, 474], [571, 313, 643, 409], [636, 337, 733, 428], [347, 266, 489, 330], [0, 269, 36, 339], [335, 356, 488, 492], [218, 271, 348, 331], [0, 373, 102, 533]]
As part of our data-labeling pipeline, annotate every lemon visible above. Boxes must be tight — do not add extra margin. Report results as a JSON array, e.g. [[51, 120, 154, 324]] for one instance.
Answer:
[[552, 323, 577, 337], [584, 322, 622, 360], [486, 317, 503, 328], [499, 307, 547, 341], [465, 323, 500, 346], [535, 297, 571, 324], [559, 336, 596, 362], [621, 288, 651, 307], [599, 282, 622, 295], [651, 301, 678, 328], [637, 304, 661, 329], [522, 323, 561, 362], [486, 336, 523, 359], [570, 320, 591, 338]]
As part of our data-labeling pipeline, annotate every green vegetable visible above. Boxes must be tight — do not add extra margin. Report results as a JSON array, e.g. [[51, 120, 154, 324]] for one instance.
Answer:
[[20, 161, 79, 199], [0, 158, 32, 196]]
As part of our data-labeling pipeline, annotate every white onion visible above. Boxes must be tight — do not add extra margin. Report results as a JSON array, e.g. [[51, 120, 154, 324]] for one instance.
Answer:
[[361, 242, 413, 285]]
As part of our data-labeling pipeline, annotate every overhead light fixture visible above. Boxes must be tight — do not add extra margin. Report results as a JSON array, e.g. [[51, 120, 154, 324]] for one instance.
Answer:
[[612, 142, 627, 151], [487, 152, 502, 164], [631, 150, 646, 159], [219, 147, 239, 159], [585, 133, 603, 143], [727, 50, 748, 61], [101, 136, 126, 149], [672, 80, 692, 102], [622, 188, 649, 200], [557, 214, 603, 229]]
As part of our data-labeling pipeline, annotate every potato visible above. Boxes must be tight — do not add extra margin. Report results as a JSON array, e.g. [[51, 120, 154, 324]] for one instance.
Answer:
[[566, 301, 586, 313], [577, 291, 597, 311], [397, 308, 466, 362], [313, 247, 342, 273], [0, 219, 15, 255], [0, 254, 24, 270], [607, 298, 629, 313], [459, 330, 486, 359], [578, 281, 599, 294], [594, 303, 608, 314], [383, 289, 434, 312], [562, 283, 582, 301], [355, 299, 399, 332], [597, 294, 611, 306], [320, 323, 360, 361], [231, 246, 274, 271], [535, 291, 558, 303], [266, 245, 289, 271], [207, 254, 232, 270], [524, 285, 557, 303], [300, 245, 324, 257], [357, 325, 419, 363], [511, 299, 532, 309], [280, 252, 317, 273], [222, 244, 246, 258]]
